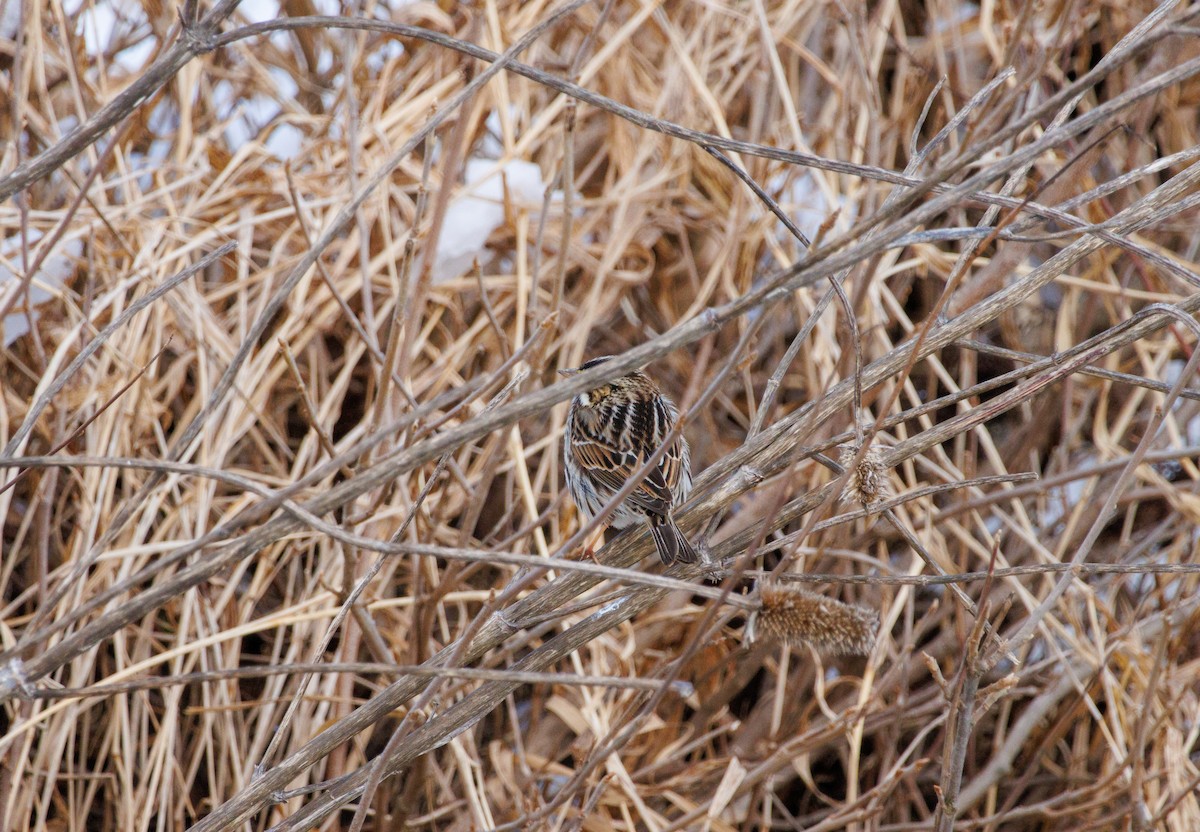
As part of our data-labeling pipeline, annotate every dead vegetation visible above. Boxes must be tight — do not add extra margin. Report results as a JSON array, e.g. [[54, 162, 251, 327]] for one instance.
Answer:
[[2, 0, 1200, 829]]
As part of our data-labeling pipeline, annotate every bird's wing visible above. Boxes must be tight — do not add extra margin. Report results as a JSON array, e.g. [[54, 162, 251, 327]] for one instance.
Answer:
[[572, 397, 677, 517], [571, 438, 672, 517]]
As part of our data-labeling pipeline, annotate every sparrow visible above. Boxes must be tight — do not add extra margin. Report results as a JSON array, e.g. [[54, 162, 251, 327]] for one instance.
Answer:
[[560, 356, 698, 565]]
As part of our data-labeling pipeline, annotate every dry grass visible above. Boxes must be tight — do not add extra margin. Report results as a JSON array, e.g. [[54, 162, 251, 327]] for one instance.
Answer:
[[3, 0, 1200, 829]]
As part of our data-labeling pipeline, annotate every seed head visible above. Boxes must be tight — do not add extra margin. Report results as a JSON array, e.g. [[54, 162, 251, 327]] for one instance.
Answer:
[[758, 584, 879, 656], [838, 443, 891, 509]]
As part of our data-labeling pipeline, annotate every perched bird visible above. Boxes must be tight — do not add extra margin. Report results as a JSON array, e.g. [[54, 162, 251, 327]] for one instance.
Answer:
[[560, 356, 697, 565]]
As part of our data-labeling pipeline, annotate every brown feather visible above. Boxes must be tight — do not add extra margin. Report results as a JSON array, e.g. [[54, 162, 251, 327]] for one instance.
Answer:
[[562, 359, 697, 563]]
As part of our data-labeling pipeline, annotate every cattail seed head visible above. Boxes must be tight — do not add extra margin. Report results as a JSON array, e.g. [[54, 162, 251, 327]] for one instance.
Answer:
[[758, 584, 879, 656], [838, 443, 891, 509]]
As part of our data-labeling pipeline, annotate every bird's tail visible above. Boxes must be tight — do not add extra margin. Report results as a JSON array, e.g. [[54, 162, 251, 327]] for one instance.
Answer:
[[650, 516, 699, 566]]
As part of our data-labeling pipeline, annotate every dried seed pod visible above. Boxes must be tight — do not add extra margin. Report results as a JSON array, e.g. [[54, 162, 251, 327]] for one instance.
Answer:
[[758, 584, 879, 656], [838, 443, 891, 509]]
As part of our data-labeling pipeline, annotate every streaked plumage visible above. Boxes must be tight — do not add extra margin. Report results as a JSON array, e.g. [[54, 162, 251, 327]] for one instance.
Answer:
[[561, 356, 697, 565]]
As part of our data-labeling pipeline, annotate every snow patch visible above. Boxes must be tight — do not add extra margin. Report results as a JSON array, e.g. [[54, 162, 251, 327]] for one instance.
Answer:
[[477, 107, 514, 158], [79, 2, 118, 54], [268, 67, 300, 100], [315, 48, 334, 76], [269, 29, 292, 54], [242, 94, 282, 127], [266, 123, 304, 159], [1025, 639, 1046, 664], [1164, 359, 1199, 415], [57, 115, 80, 139], [0, 234, 83, 345], [1040, 461, 1092, 529], [768, 170, 856, 246], [115, 33, 155, 71], [211, 79, 236, 118], [1, 0, 20, 42], [238, 0, 279, 24], [211, 83, 284, 149], [1187, 415, 1200, 446], [366, 38, 406, 73], [76, 0, 149, 71], [433, 157, 562, 283]]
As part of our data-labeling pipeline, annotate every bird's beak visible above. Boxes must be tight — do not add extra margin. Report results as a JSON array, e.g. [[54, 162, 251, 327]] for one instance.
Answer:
[[558, 367, 581, 377]]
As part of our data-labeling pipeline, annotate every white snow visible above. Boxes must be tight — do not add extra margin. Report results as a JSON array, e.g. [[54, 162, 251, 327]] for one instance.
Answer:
[[1, 0, 20, 42], [366, 39, 405, 73], [238, 0, 279, 24], [211, 79, 236, 118], [1187, 415, 1200, 446], [0, 233, 84, 345], [768, 170, 856, 246], [1040, 474, 1089, 530], [115, 33, 154, 71], [266, 123, 304, 159], [75, 0, 150, 71], [79, 2, 117, 54], [1157, 358, 1200, 442], [268, 66, 299, 100], [316, 50, 334, 76], [212, 82, 285, 148], [432, 157, 561, 283], [476, 108, 511, 158], [57, 115, 80, 138], [242, 94, 282, 127], [1164, 359, 1198, 412]]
